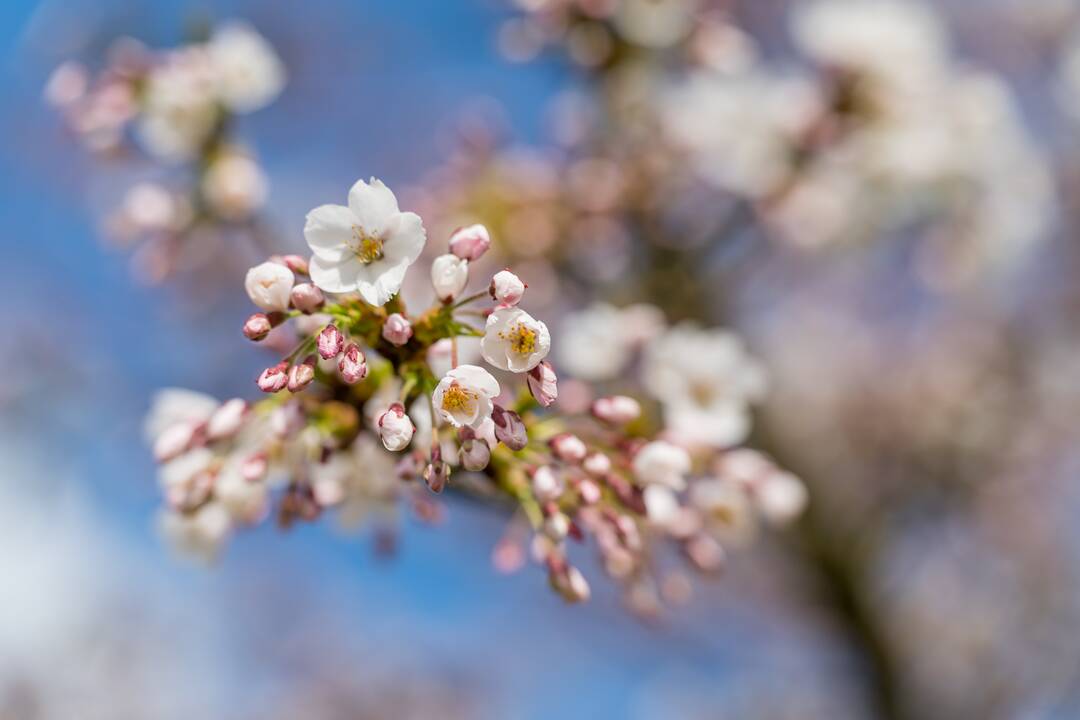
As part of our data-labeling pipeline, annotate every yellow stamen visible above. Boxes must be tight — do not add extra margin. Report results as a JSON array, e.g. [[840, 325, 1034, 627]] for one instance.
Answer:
[[499, 323, 537, 356], [442, 383, 475, 413], [352, 225, 384, 264]]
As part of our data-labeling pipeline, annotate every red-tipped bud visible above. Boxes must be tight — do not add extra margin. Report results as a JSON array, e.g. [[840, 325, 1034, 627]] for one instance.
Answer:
[[317, 324, 344, 360], [491, 404, 528, 451], [206, 398, 247, 440], [448, 224, 491, 261], [243, 313, 273, 341], [576, 478, 602, 505], [549, 563, 591, 603], [290, 282, 324, 313], [527, 360, 558, 407], [489, 269, 525, 306], [583, 452, 611, 477], [549, 433, 586, 464], [381, 313, 413, 346], [377, 402, 415, 451], [257, 361, 289, 393], [591, 395, 641, 424], [279, 254, 309, 275], [338, 343, 368, 384], [153, 422, 199, 462], [287, 355, 316, 393]]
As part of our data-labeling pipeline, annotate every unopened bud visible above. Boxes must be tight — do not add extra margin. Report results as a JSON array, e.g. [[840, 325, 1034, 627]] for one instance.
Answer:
[[240, 454, 268, 482], [257, 361, 289, 393], [431, 253, 469, 302], [576, 478, 602, 505], [423, 449, 450, 493], [290, 282, 324, 313], [206, 398, 247, 440], [583, 452, 611, 477], [491, 404, 528, 451], [243, 313, 272, 341], [527, 360, 558, 407], [381, 313, 413, 346], [459, 438, 491, 471], [489, 269, 525, 306], [448, 224, 491, 261], [543, 510, 570, 541], [531, 465, 564, 502], [153, 422, 198, 462], [684, 533, 726, 573], [317, 324, 344, 359], [549, 433, 586, 464], [377, 402, 415, 451], [591, 395, 641, 424], [279, 254, 308, 275], [338, 343, 368, 384], [550, 563, 591, 603], [287, 356, 316, 393]]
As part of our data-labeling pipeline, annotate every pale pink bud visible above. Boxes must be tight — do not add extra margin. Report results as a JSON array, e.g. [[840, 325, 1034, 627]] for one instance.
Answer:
[[431, 253, 469, 302], [684, 533, 725, 573], [290, 283, 324, 313], [550, 563, 591, 603], [448, 224, 492, 261], [338, 343, 368, 384], [576, 478, 602, 505], [381, 313, 413, 346], [153, 422, 198, 462], [591, 395, 641, 424], [206, 398, 247, 440], [243, 313, 272, 341], [544, 511, 570, 541], [317, 324, 344, 360], [423, 447, 450, 493], [240, 454, 268, 482], [245, 261, 294, 312], [287, 356, 316, 393], [527, 360, 558, 407], [257, 361, 289, 393], [531, 465, 564, 503], [489, 269, 525, 306], [279, 254, 309, 275], [491, 404, 528, 451], [583, 452, 611, 477], [378, 402, 415, 451], [460, 438, 491, 471], [549, 433, 586, 464]]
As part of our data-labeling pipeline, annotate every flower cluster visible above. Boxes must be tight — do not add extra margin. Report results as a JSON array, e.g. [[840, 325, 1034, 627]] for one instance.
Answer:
[[148, 177, 804, 608], [46, 22, 284, 282]]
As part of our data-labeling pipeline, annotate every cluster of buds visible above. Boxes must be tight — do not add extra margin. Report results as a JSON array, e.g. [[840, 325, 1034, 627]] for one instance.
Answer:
[[46, 23, 284, 281], [148, 176, 806, 611]]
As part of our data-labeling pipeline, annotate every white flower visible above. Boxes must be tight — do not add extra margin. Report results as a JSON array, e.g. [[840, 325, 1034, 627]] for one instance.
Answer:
[[481, 307, 551, 373], [644, 323, 767, 447], [207, 22, 285, 113], [431, 253, 469, 302], [432, 365, 500, 429], [755, 471, 808, 525], [689, 478, 756, 541], [136, 47, 218, 161], [632, 440, 691, 491], [144, 388, 219, 457], [244, 261, 294, 311], [202, 150, 268, 220], [214, 459, 269, 523], [556, 303, 635, 381], [158, 501, 231, 562], [643, 484, 681, 527], [304, 178, 426, 306]]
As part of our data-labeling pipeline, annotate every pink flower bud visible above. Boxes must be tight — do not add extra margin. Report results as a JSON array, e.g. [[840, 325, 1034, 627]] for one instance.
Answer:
[[491, 404, 528, 451], [550, 563, 591, 603], [377, 402, 415, 451], [527, 360, 558, 407], [459, 438, 491, 471], [423, 447, 450, 493], [206, 398, 247, 440], [583, 452, 611, 477], [381, 313, 413, 346], [243, 313, 273, 341], [290, 283, 324, 313], [549, 433, 586, 464], [317, 324, 344, 360], [531, 465, 564, 503], [576, 478, 602, 505], [544, 511, 570, 541], [257, 361, 289, 393], [240, 454, 268, 482], [287, 356, 316, 393], [338, 343, 368, 384], [431, 253, 469, 302], [448, 224, 491, 261], [591, 395, 641, 424], [489, 269, 525, 306], [279, 254, 309, 275], [153, 422, 198, 462]]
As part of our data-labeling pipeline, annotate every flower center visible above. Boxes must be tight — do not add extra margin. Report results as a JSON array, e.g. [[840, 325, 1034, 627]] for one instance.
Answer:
[[442, 383, 476, 413], [351, 226, 385, 264], [500, 323, 537, 356], [690, 380, 715, 407]]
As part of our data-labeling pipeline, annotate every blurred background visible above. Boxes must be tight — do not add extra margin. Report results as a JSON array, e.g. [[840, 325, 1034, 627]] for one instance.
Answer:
[[5, 0, 1080, 718]]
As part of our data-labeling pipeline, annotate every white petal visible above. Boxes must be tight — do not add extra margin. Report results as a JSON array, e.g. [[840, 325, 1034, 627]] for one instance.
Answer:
[[348, 177, 399, 235], [448, 365, 500, 398], [356, 260, 408, 306], [304, 204, 356, 262], [381, 211, 427, 264], [309, 255, 364, 294]]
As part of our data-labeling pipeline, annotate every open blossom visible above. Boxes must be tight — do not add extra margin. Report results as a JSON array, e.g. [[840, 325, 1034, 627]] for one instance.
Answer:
[[244, 261, 294, 311], [382, 313, 413, 346], [633, 441, 691, 491], [206, 398, 247, 440], [489, 270, 525, 306], [591, 395, 641, 424], [377, 403, 415, 451], [557, 303, 634, 380], [433, 365, 500, 429], [145, 388, 218, 460], [304, 178, 426, 305], [206, 22, 285, 113], [136, 47, 217, 161], [644, 324, 767, 447], [482, 306, 550, 373], [201, 151, 268, 220], [449, 224, 491, 261], [431, 253, 469, 302]]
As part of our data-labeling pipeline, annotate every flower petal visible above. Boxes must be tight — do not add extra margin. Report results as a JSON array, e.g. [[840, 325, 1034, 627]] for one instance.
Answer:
[[381, 211, 427, 264], [448, 365, 501, 399], [309, 255, 363, 294], [355, 260, 408, 306], [348, 178, 399, 235], [304, 204, 357, 262]]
